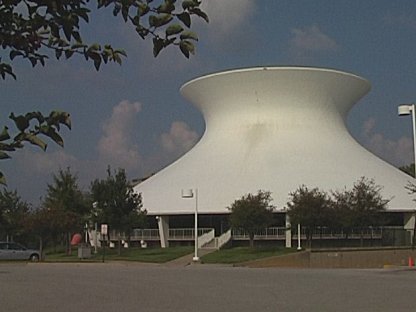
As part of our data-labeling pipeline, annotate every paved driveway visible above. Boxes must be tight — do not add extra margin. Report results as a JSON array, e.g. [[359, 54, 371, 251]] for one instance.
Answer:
[[0, 262, 415, 312]]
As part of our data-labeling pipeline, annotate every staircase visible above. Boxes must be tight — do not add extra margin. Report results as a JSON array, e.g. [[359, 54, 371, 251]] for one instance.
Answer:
[[201, 229, 232, 250]]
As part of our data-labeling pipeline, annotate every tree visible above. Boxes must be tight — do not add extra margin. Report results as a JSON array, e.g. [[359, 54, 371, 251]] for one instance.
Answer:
[[332, 177, 389, 246], [286, 186, 333, 248], [44, 167, 88, 254], [0, 111, 71, 185], [0, 188, 30, 241], [228, 190, 274, 248], [91, 167, 146, 254], [25, 205, 65, 259], [0, 0, 208, 79], [1, 0, 208, 183]]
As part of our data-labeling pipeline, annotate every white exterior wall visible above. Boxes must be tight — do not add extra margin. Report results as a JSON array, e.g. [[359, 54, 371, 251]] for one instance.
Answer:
[[134, 67, 415, 215]]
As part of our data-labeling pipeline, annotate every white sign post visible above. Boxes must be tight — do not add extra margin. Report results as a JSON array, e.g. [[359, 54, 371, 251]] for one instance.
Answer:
[[101, 224, 108, 262]]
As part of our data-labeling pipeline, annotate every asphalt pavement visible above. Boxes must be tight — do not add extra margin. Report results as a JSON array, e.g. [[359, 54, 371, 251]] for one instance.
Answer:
[[0, 262, 415, 312]]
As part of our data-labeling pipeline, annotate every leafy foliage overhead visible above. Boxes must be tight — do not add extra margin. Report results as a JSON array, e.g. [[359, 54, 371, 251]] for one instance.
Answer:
[[0, 111, 71, 185], [0, 0, 208, 79]]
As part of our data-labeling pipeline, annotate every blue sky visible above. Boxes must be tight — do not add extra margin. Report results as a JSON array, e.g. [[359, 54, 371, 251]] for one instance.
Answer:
[[2, 0, 416, 204]]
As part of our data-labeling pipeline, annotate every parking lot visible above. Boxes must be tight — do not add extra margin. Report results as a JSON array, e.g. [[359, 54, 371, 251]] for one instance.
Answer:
[[0, 262, 415, 311]]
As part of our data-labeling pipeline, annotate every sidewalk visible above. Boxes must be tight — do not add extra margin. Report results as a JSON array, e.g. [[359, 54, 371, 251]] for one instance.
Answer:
[[164, 249, 215, 267]]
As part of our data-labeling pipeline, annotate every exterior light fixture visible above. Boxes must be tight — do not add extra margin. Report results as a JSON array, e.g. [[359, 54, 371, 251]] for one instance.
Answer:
[[398, 103, 416, 247], [181, 188, 199, 261], [398, 104, 416, 177]]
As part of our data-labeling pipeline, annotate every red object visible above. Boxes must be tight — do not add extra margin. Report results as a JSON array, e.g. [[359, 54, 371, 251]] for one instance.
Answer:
[[408, 257, 414, 267], [70, 233, 82, 246]]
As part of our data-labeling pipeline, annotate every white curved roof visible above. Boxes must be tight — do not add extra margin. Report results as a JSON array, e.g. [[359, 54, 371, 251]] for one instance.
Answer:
[[134, 67, 415, 215]]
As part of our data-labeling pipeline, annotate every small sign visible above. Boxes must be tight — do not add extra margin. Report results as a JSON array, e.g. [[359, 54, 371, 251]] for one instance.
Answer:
[[101, 224, 108, 235]]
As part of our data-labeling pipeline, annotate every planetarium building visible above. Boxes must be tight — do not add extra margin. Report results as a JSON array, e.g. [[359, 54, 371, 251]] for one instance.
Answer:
[[133, 67, 415, 248]]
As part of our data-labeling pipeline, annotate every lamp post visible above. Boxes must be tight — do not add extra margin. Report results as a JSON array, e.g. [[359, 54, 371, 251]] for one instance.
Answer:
[[398, 104, 416, 177], [398, 104, 416, 247], [297, 224, 302, 250], [181, 188, 199, 261], [92, 202, 98, 254]]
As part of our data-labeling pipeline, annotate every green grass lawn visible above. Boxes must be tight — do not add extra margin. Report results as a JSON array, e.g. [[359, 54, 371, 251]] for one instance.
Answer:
[[45, 246, 193, 263], [201, 247, 297, 264]]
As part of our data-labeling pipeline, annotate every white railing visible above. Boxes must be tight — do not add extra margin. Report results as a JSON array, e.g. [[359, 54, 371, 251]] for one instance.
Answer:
[[103, 228, 215, 242], [108, 229, 160, 241], [131, 229, 160, 240], [199, 229, 215, 247], [232, 227, 286, 240], [168, 228, 213, 240], [215, 229, 232, 249], [292, 227, 384, 239]]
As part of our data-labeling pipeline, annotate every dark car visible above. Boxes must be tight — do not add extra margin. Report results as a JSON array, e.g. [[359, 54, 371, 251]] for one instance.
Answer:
[[0, 242, 40, 261]]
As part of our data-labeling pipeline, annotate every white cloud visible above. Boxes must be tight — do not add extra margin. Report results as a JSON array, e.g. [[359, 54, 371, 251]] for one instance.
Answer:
[[97, 100, 142, 171], [361, 117, 413, 166], [289, 24, 339, 59], [160, 121, 199, 157], [200, 0, 255, 42]]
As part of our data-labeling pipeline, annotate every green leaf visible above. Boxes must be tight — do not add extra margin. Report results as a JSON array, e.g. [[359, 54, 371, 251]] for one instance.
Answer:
[[179, 40, 195, 58], [157, 1, 175, 13], [182, 0, 198, 10], [177, 12, 191, 27], [166, 24, 183, 36], [113, 4, 121, 16], [136, 26, 149, 39], [65, 50, 75, 59], [0, 171, 6, 186], [25, 111, 45, 123], [48, 111, 71, 130], [121, 6, 129, 22], [55, 49, 63, 59], [45, 129, 64, 147], [153, 38, 165, 57], [9, 113, 29, 132], [10, 50, 23, 60], [137, 3, 150, 16], [72, 31, 82, 42], [77, 8, 90, 22], [180, 31, 198, 41], [115, 49, 127, 57], [89, 43, 101, 51], [93, 56, 102, 70], [62, 21, 73, 41], [149, 13, 173, 28], [0, 127, 10, 142], [23, 134, 47, 151], [0, 151, 11, 160], [189, 7, 209, 23]]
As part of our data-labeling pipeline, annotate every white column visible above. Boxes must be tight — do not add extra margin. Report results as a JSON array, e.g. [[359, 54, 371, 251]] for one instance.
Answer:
[[193, 189, 199, 261], [157, 216, 170, 248], [404, 212, 416, 245], [285, 213, 292, 248]]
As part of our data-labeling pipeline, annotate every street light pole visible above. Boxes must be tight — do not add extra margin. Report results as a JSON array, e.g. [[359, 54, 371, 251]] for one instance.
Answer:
[[193, 189, 199, 261], [181, 188, 199, 262], [398, 104, 416, 247], [398, 104, 416, 177]]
